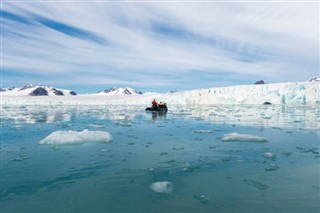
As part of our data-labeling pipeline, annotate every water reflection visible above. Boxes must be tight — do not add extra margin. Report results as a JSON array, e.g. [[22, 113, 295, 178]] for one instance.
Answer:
[[150, 111, 167, 122], [1, 105, 319, 129], [1, 105, 76, 124]]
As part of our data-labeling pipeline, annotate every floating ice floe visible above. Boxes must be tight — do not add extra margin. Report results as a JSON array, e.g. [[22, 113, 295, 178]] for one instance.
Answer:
[[39, 129, 112, 144], [149, 181, 174, 193], [221, 132, 268, 142], [263, 152, 276, 160]]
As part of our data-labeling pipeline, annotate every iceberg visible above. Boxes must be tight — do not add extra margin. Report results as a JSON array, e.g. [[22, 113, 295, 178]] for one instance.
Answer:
[[221, 132, 268, 142], [39, 129, 112, 144]]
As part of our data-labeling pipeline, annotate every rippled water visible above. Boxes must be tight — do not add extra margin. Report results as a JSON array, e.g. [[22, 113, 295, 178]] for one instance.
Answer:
[[1, 105, 319, 212]]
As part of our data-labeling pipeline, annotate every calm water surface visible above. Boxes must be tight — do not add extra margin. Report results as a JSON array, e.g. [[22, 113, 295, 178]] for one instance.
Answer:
[[1, 105, 319, 213]]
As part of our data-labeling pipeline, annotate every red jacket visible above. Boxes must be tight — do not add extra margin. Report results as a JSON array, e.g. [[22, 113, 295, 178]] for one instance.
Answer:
[[152, 99, 157, 105]]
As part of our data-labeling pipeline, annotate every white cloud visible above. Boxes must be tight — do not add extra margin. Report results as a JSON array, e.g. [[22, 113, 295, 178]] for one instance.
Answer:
[[2, 1, 319, 90]]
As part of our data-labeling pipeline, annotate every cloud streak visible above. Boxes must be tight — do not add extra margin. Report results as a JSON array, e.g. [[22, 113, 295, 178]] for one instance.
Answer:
[[2, 2, 319, 93], [33, 14, 108, 44]]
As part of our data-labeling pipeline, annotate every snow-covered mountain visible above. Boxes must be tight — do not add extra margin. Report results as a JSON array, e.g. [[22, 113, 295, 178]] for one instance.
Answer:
[[0, 84, 77, 96], [97, 87, 143, 95], [308, 76, 320, 82], [2, 81, 319, 106]]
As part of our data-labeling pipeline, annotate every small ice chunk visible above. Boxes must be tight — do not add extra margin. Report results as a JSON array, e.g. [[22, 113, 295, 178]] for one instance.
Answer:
[[86, 124, 105, 128], [243, 179, 269, 190], [281, 152, 292, 157], [297, 147, 319, 154], [264, 164, 279, 171], [194, 130, 215, 134], [173, 147, 184, 151], [147, 167, 155, 172], [14, 125, 23, 129], [182, 165, 200, 172], [39, 129, 112, 144], [12, 155, 31, 162], [52, 146, 60, 151], [222, 132, 268, 142], [149, 181, 174, 193], [263, 152, 276, 160], [193, 194, 209, 204]]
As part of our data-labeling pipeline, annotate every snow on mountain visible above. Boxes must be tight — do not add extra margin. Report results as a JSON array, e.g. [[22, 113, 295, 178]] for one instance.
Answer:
[[2, 82, 319, 106], [0, 84, 77, 96], [308, 76, 320, 82], [96, 87, 143, 95]]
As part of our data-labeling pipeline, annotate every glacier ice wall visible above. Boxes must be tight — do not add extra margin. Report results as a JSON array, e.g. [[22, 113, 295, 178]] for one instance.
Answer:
[[2, 82, 319, 105]]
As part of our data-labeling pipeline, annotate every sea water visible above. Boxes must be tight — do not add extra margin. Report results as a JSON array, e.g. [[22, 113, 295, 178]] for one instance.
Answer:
[[1, 105, 319, 213]]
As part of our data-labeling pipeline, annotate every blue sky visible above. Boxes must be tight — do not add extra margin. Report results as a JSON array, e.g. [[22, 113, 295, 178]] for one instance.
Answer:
[[1, 1, 319, 93]]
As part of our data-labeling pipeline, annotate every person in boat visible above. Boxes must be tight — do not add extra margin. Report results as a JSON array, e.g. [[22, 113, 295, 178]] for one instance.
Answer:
[[158, 102, 167, 109], [152, 99, 157, 109]]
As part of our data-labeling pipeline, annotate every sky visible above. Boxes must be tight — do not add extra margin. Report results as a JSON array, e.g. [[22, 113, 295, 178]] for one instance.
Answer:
[[1, 1, 319, 93]]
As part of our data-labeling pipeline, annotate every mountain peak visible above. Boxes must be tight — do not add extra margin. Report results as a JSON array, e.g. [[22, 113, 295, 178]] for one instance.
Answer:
[[308, 76, 320, 82], [1, 84, 77, 96], [98, 87, 143, 95]]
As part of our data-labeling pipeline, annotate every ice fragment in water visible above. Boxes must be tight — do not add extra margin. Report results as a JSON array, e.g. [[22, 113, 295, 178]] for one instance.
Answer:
[[281, 152, 292, 157], [39, 129, 112, 144], [263, 152, 276, 160], [12, 155, 31, 162], [149, 181, 174, 193], [243, 179, 269, 190], [297, 147, 319, 154], [264, 164, 279, 171], [194, 130, 215, 134], [193, 194, 209, 204], [173, 147, 184, 151], [182, 165, 200, 172], [222, 132, 268, 142]]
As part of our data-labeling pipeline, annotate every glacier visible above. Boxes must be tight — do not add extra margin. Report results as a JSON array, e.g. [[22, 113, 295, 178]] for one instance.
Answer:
[[1, 82, 319, 105]]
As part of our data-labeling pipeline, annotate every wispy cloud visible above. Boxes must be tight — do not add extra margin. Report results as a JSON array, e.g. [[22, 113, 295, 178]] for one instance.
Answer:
[[2, 2, 319, 92], [33, 15, 107, 45]]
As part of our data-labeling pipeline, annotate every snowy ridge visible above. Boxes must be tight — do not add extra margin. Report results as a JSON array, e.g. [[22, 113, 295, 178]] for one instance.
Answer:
[[1, 84, 77, 96], [308, 76, 320, 82], [2, 82, 319, 105], [96, 87, 142, 95]]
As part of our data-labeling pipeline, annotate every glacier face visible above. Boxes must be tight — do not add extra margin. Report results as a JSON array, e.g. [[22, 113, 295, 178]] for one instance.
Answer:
[[159, 82, 320, 105], [1, 82, 319, 105]]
